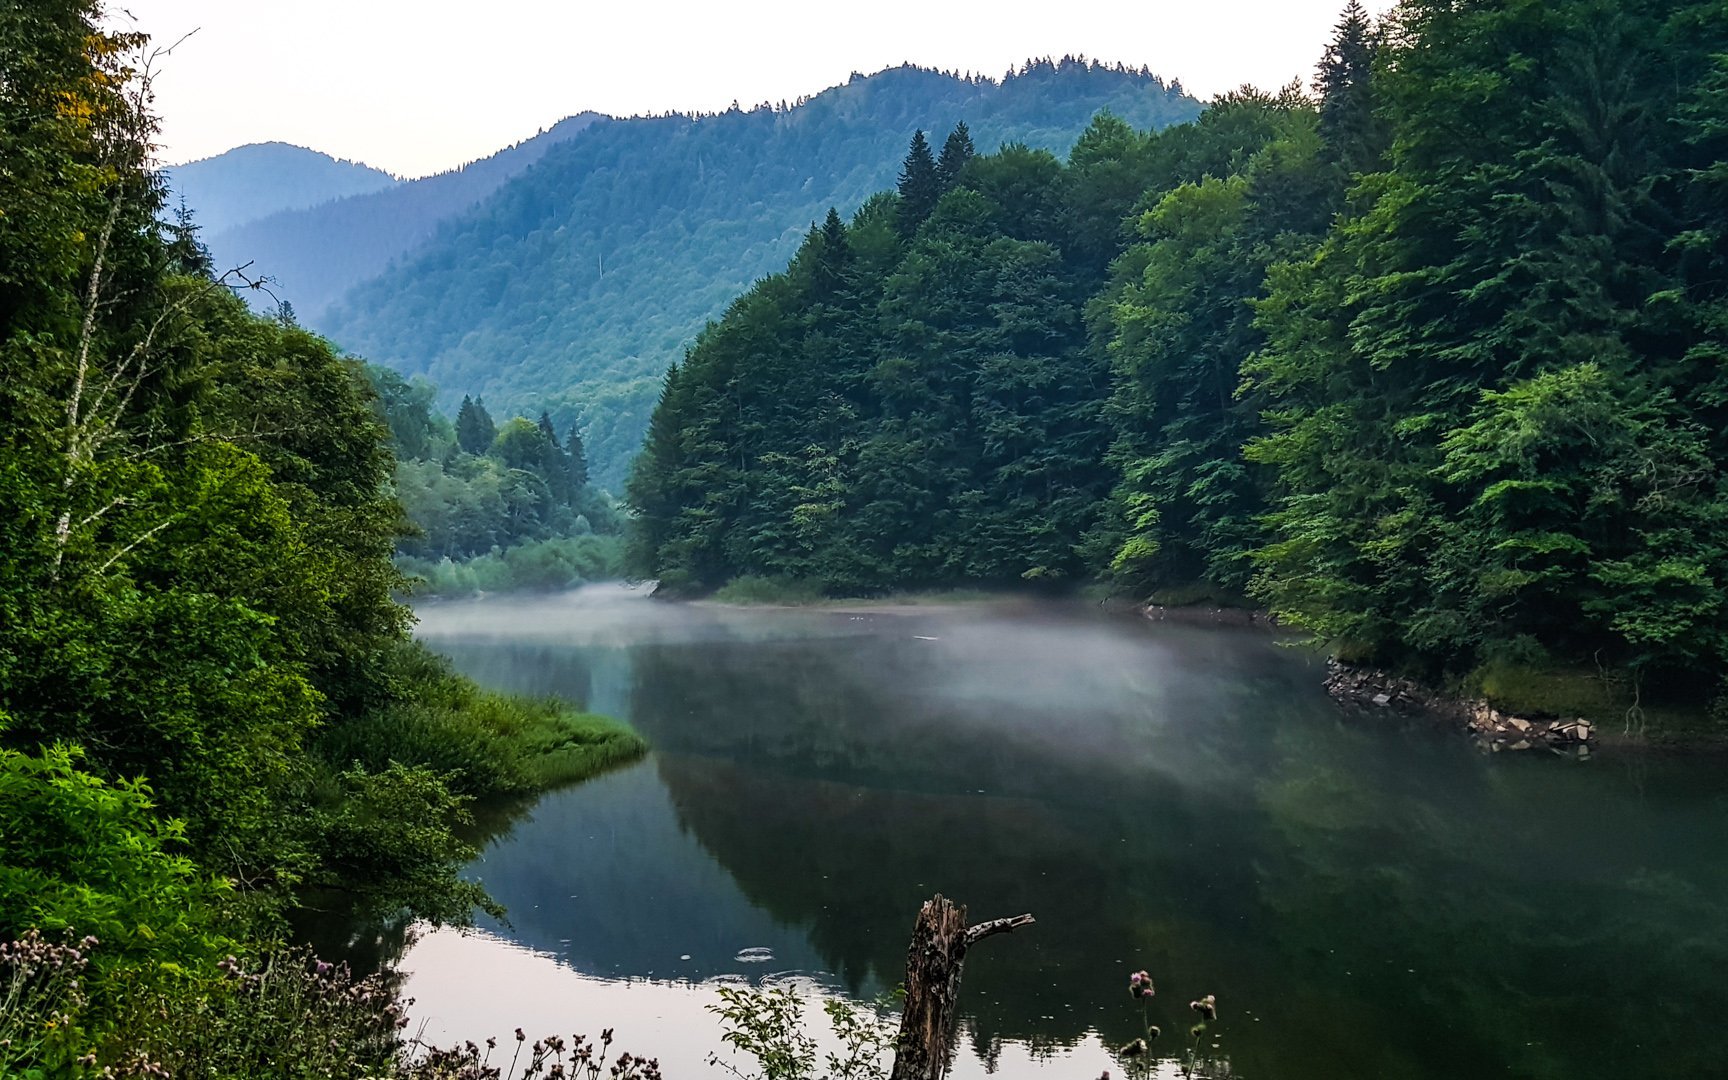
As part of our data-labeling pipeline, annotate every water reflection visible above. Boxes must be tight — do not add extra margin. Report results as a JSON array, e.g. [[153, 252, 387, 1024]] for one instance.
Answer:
[[385, 586, 1728, 1079]]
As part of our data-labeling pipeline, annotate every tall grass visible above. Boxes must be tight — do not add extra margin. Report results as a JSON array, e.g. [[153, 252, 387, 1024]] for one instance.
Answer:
[[317, 643, 646, 800]]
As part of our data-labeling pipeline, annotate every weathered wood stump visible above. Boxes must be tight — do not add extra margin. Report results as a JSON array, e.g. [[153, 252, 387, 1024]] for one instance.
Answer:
[[889, 895, 1035, 1080]]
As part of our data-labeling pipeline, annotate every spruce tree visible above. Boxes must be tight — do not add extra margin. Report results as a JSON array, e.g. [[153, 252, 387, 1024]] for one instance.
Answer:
[[566, 424, 590, 491], [935, 121, 976, 190], [1315, 0, 1383, 175], [165, 198, 214, 278], [811, 207, 850, 299], [455, 395, 497, 455], [896, 129, 941, 234]]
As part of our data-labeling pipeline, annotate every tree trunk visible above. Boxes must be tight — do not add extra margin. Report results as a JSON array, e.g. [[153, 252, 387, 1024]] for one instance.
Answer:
[[889, 895, 1034, 1080]]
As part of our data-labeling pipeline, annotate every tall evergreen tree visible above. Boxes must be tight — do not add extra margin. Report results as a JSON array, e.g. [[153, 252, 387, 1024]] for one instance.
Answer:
[[896, 129, 941, 233], [455, 395, 497, 455], [935, 121, 977, 189], [164, 198, 214, 278], [566, 424, 590, 491], [1314, 0, 1383, 175]]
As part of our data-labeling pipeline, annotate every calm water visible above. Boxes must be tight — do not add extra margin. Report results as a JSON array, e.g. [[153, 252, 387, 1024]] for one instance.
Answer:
[[372, 585, 1728, 1079]]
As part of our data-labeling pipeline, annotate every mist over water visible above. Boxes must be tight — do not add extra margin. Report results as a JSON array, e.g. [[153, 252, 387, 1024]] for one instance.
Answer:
[[376, 585, 1728, 1079]]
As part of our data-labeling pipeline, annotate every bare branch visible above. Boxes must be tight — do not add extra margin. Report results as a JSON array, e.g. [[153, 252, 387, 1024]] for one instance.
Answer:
[[94, 515, 178, 577]]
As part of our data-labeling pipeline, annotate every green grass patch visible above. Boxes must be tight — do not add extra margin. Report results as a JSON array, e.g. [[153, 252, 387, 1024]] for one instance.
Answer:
[[1147, 582, 1256, 609], [1462, 659, 1722, 744], [709, 575, 829, 605], [317, 643, 646, 799]]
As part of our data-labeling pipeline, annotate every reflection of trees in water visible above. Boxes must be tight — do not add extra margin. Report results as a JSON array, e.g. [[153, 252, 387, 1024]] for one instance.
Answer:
[[629, 629, 1728, 1080], [1251, 720, 1728, 1079]]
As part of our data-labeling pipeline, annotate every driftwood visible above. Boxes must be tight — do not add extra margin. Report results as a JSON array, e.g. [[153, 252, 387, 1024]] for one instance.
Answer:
[[889, 895, 1035, 1080]]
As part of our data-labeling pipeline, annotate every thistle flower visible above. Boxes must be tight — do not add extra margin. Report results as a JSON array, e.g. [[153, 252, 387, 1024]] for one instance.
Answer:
[[1127, 969, 1155, 999], [1189, 994, 1218, 1022]]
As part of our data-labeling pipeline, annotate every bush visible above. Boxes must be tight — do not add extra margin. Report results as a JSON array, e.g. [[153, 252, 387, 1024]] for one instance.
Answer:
[[711, 576, 827, 605], [397, 535, 623, 597]]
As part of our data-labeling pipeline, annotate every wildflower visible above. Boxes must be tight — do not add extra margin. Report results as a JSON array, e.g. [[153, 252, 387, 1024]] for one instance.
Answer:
[[515, 1028, 526, 1042], [1189, 994, 1218, 1022], [1128, 969, 1154, 999]]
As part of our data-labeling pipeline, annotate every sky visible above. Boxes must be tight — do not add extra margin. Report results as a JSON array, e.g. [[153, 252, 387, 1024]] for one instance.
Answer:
[[118, 0, 1397, 179]]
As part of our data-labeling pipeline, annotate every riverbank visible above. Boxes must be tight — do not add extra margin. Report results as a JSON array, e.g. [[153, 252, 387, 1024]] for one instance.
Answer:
[[1322, 659, 1728, 754]]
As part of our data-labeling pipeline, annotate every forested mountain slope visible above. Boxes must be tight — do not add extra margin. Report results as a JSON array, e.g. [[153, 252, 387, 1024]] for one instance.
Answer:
[[164, 141, 398, 233], [630, 0, 1728, 728], [201, 111, 605, 319], [319, 61, 1201, 488]]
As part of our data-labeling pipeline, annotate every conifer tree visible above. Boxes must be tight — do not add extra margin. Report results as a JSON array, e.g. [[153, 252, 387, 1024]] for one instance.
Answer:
[[566, 424, 590, 491], [1314, 0, 1383, 175], [164, 198, 214, 278], [455, 395, 497, 455], [811, 207, 851, 299], [896, 129, 941, 233], [935, 121, 976, 189]]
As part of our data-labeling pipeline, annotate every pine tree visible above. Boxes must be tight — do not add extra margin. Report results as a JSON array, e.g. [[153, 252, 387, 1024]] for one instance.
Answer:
[[935, 121, 976, 190], [896, 129, 941, 234], [164, 198, 214, 278], [566, 424, 590, 491], [537, 411, 561, 450], [1314, 0, 1383, 175], [455, 395, 497, 455], [811, 207, 851, 299]]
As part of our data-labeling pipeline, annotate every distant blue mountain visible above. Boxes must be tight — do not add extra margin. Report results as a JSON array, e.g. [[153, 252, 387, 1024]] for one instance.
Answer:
[[164, 142, 398, 234], [203, 112, 607, 318]]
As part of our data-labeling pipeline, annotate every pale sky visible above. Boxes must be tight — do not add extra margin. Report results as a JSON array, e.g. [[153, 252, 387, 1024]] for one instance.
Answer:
[[118, 0, 1397, 179]]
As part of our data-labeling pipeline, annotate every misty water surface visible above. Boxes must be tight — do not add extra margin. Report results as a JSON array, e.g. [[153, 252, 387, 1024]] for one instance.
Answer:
[[369, 585, 1728, 1079]]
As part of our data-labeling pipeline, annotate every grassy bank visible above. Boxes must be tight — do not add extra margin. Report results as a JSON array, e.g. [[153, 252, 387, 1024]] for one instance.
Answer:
[[701, 574, 1036, 608], [317, 642, 646, 798]]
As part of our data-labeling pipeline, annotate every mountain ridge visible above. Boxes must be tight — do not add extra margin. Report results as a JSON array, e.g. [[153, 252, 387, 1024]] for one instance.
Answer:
[[163, 141, 399, 234], [315, 60, 1202, 487]]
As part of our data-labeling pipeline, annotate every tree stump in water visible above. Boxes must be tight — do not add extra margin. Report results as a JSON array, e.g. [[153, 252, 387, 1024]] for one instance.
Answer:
[[889, 895, 1035, 1080]]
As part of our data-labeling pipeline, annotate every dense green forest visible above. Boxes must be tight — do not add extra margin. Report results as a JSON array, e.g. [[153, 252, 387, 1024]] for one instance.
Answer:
[[365, 366, 624, 594], [630, 0, 1728, 726], [166, 141, 399, 235], [0, 6, 640, 1072], [316, 62, 1201, 489], [201, 112, 605, 320]]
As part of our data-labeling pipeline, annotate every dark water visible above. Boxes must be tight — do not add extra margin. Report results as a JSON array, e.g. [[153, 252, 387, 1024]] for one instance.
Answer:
[[383, 585, 1728, 1079]]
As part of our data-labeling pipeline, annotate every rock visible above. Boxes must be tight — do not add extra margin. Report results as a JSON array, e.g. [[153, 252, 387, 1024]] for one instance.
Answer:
[[1372, 693, 1392, 707], [1510, 739, 1531, 751], [1577, 722, 1592, 742], [1507, 716, 1531, 732]]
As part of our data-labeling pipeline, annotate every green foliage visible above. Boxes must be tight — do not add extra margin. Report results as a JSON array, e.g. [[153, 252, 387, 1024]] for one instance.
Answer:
[[0, 741, 229, 968], [707, 986, 893, 1080], [711, 575, 829, 605], [317, 61, 1201, 489], [631, 0, 1728, 719], [308, 764, 500, 926], [315, 643, 645, 798]]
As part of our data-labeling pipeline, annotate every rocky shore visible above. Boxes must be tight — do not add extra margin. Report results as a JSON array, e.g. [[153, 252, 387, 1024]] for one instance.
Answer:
[[1323, 660, 1598, 757]]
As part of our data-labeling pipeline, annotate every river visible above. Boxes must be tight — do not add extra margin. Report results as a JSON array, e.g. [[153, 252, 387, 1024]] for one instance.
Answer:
[[359, 584, 1727, 1078]]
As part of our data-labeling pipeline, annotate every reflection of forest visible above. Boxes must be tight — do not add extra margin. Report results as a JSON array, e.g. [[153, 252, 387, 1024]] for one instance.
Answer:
[[625, 620, 1728, 1080], [410, 606, 1728, 1080]]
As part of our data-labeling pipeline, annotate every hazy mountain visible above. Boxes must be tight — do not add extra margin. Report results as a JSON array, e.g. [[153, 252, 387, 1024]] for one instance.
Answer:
[[203, 111, 607, 318], [317, 61, 1202, 488], [164, 142, 398, 234]]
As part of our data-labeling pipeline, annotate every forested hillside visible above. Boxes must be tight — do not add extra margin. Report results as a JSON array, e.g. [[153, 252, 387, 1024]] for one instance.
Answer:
[[164, 141, 398, 233], [202, 111, 605, 320], [318, 61, 1201, 488], [365, 367, 623, 594], [630, 0, 1728, 726]]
